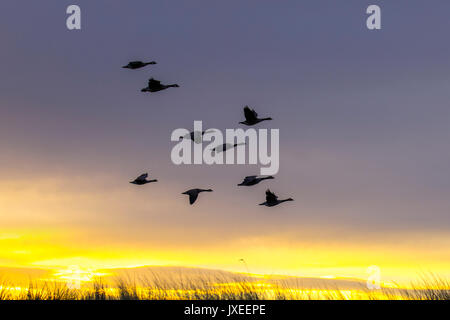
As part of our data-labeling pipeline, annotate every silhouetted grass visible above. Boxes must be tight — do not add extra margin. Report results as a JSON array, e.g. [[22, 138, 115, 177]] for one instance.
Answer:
[[376, 273, 450, 300], [0, 272, 448, 300], [0, 277, 12, 300]]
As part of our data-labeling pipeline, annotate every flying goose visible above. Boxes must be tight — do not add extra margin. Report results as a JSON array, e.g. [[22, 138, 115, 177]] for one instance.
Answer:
[[211, 142, 246, 153], [259, 189, 293, 207], [179, 130, 215, 144], [130, 173, 158, 185], [141, 78, 179, 93], [182, 188, 213, 205], [238, 175, 274, 186], [239, 106, 272, 126], [122, 61, 156, 69]]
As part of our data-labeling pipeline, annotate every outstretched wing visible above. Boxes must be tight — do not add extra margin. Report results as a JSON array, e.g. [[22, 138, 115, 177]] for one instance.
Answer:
[[189, 193, 199, 205], [213, 144, 226, 153], [244, 106, 258, 121], [265, 189, 278, 203], [148, 78, 161, 86], [136, 173, 148, 181]]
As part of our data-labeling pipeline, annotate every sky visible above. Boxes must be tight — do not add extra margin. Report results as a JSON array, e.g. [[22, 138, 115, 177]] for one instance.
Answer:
[[1, 0, 450, 284]]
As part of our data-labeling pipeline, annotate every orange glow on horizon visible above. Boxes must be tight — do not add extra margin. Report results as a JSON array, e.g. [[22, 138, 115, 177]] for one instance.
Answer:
[[1, 179, 450, 289]]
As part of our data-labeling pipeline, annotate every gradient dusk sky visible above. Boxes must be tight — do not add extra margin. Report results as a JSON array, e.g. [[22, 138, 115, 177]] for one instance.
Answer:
[[1, 0, 450, 283]]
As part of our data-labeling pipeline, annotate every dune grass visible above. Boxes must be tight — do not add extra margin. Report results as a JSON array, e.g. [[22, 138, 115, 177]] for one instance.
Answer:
[[0, 272, 448, 300]]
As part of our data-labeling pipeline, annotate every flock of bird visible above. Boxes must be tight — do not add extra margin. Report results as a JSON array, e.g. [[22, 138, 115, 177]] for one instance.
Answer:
[[122, 60, 294, 207]]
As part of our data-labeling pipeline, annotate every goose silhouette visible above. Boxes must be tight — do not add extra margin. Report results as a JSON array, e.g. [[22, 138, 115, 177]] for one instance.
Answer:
[[211, 142, 246, 154], [179, 130, 215, 144], [122, 61, 156, 69], [239, 106, 272, 126], [130, 173, 158, 185], [238, 175, 274, 186], [141, 78, 179, 93], [259, 189, 293, 207], [182, 188, 213, 205]]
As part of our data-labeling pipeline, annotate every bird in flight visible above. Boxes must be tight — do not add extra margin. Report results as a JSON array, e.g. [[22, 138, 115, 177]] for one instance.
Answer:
[[182, 188, 213, 205], [259, 189, 293, 207], [141, 78, 179, 93], [179, 130, 215, 144], [239, 106, 272, 126], [130, 173, 158, 185], [122, 61, 157, 69], [211, 142, 245, 154], [238, 175, 274, 186]]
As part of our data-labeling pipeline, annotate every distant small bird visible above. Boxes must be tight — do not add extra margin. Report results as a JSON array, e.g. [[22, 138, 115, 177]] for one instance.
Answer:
[[179, 130, 215, 144], [259, 189, 293, 207], [211, 143, 245, 153], [238, 175, 274, 186], [141, 78, 179, 93], [130, 173, 158, 185], [122, 61, 156, 69], [239, 106, 272, 126], [238, 258, 250, 273], [182, 188, 213, 205]]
